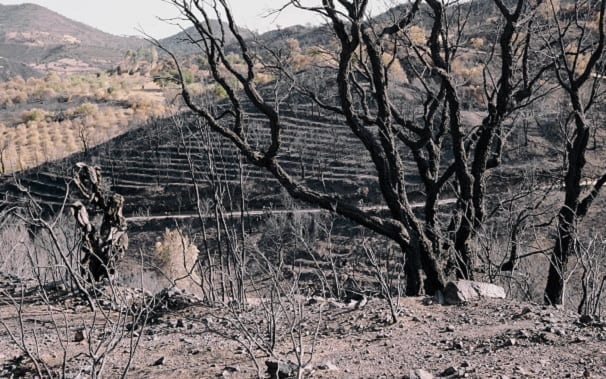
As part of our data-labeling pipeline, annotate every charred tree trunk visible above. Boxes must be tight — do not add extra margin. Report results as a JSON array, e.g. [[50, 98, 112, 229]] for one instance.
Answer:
[[544, 0, 606, 303], [72, 162, 128, 282], [161, 0, 551, 296], [544, 117, 589, 305], [544, 211, 575, 305]]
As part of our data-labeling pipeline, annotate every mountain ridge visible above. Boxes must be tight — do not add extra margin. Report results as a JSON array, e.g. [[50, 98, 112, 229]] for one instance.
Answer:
[[0, 2, 147, 76]]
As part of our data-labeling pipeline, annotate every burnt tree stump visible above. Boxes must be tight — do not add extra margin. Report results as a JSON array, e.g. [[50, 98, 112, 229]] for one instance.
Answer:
[[71, 162, 128, 282]]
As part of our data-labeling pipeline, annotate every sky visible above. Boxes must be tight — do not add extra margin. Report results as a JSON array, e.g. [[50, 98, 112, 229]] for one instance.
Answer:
[[0, 1, 395, 39]]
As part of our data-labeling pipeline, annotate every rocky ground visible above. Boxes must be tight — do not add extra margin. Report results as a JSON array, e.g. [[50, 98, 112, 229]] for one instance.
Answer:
[[0, 275, 605, 378]]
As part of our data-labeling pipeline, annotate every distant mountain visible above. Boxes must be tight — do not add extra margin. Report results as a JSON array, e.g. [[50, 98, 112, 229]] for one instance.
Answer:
[[158, 21, 334, 57], [0, 3, 147, 76], [158, 21, 254, 56]]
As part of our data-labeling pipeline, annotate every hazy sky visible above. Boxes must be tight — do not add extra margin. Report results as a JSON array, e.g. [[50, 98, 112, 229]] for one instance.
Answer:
[[0, 1, 392, 39]]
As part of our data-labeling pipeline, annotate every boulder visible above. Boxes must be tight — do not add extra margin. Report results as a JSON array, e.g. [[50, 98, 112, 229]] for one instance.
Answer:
[[443, 280, 506, 305]]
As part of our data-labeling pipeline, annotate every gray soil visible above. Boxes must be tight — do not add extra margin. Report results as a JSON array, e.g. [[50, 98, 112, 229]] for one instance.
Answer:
[[0, 279, 605, 379]]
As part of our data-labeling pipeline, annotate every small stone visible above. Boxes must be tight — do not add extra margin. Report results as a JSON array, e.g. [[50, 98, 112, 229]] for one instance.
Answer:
[[266, 360, 297, 379], [317, 361, 339, 371], [505, 338, 517, 346], [152, 357, 165, 366], [223, 366, 239, 372], [517, 329, 531, 339], [355, 296, 368, 309], [176, 319, 185, 328], [74, 329, 87, 342], [442, 366, 457, 376], [515, 366, 529, 375], [579, 315, 594, 324], [540, 332, 559, 343], [446, 325, 456, 332], [408, 369, 434, 379]]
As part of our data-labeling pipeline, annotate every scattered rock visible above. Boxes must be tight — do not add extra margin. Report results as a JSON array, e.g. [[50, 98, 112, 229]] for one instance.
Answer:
[[317, 361, 339, 371], [266, 360, 298, 379], [504, 338, 517, 347], [406, 368, 434, 379], [74, 329, 87, 342], [579, 315, 594, 325], [574, 336, 588, 343], [152, 356, 165, 366], [443, 280, 506, 305], [423, 297, 435, 306], [513, 306, 534, 319], [442, 366, 457, 376], [355, 295, 368, 309], [517, 329, 531, 339], [540, 332, 559, 344], [451, 340, 465, 350], [514, 366, 529, 376]]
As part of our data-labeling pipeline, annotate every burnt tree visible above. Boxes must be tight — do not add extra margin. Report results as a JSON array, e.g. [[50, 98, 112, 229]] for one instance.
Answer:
[[543, 0, 606, 305], [72, 162, 128, 282], [161, 0, 550, 295]]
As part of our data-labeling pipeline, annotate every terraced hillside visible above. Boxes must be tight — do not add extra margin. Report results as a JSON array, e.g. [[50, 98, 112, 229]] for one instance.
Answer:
[[1, 106, 398, 218], [2, 96, 577, 222]]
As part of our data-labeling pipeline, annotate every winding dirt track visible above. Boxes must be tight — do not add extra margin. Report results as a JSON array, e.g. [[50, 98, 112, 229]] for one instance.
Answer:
[[126, 198, 459, 223], [126, 179, 600, 223]]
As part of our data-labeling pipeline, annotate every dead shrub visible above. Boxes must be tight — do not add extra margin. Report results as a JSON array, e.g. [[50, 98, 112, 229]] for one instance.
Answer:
[[152, 228, 201, 293], [127, 94, 153, 112], [21, 109, 47, 123]]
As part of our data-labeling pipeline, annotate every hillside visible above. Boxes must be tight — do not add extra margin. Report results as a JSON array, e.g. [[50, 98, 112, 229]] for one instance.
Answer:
[[158, 21, 255, 56], [0, 283, 603, 378], [0, 107, 385, 216], [0, 2, 146, 74], [1, 1, 606, 377], [0, 3, 169, 173], [0, 55, 40, 80]]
